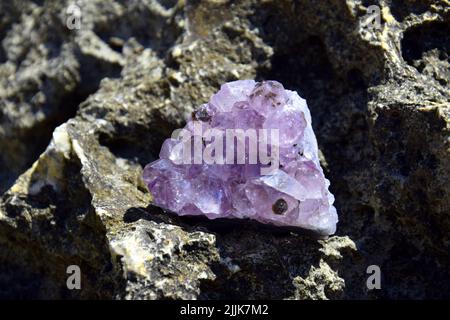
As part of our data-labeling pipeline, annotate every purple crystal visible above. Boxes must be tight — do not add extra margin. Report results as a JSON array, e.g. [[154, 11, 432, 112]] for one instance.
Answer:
[[143, 80, 338, 235]]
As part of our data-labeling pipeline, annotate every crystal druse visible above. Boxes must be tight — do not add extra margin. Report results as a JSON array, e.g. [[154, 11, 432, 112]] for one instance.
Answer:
[[143, 80, 338, 235]]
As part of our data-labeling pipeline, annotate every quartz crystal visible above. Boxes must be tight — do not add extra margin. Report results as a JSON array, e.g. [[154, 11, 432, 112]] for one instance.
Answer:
[[143, 80, 338, 235]]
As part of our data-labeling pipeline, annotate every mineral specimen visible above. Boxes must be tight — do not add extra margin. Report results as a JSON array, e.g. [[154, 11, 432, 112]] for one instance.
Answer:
[[143, 80, 338, 235]]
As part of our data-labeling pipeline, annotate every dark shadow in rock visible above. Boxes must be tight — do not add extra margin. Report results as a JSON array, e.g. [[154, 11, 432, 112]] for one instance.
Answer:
[[118, 9, 375, 297], [0, 45, 5, 64], [99, 133, 158, 168], [0, 258, 49, 299], [98, 110, 177, 168], [93, 0, 182, 58], [0, 91, 79, 195], [0, 22, 6, 63], [123, 205, 171, 225], [249, 2, 384, 298], [402, 20, 450, 87], [390, 0, 434, 22], [75, 50, 123, 97], [99, 133, 158, 169], [124, 204, 323, 299], [125, 204, 326, 239]]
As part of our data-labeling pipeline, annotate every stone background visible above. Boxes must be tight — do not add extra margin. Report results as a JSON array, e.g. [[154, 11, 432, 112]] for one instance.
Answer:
[[0, 0, 448, 299]]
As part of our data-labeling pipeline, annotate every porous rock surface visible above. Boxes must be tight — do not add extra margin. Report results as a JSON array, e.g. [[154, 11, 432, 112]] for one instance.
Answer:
[[0, 0, 448, 299]]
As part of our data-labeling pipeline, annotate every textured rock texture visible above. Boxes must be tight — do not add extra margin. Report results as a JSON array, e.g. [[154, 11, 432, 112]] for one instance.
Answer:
[[143, 79, 339, 235], [0, 0, 449, 299]]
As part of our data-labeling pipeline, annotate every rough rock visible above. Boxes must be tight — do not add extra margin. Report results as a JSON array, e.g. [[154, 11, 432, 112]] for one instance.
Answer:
[[0, 0, 449, 299]]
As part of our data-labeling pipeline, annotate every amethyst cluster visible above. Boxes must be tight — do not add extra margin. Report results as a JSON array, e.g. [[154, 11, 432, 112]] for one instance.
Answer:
[[143, 80, 338, 235]]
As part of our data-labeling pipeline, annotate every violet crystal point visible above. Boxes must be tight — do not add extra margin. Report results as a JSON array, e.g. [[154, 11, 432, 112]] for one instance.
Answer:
[[143, 80, 338, 235]]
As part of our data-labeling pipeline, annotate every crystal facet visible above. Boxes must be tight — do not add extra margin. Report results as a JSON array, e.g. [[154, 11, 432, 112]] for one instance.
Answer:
[[143, 80, 338, 235]]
